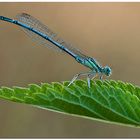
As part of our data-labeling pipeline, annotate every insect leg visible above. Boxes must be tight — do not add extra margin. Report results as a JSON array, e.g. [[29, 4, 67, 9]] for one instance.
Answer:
[[68, 71, 92, 87], [87, 71, 97, 88], [99, 75, 103, 80]]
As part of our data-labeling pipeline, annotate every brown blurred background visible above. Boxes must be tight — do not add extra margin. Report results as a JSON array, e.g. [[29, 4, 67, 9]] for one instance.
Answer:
[[0, 2, 140, 138]]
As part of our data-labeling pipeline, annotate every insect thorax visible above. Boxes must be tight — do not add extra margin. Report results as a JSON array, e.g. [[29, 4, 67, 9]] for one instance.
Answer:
[[75, 56, 102, 72]]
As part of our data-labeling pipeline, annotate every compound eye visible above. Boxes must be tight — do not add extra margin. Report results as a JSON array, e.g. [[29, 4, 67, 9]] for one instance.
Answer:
[[104, 66, 111, 76]]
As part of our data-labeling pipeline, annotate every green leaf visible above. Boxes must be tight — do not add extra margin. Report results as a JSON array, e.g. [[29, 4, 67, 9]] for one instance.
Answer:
[[0, 80, 140, 127]]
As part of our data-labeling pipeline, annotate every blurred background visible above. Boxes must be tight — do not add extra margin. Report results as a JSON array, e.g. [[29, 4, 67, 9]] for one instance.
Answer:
[[0, 2, 140, 138]]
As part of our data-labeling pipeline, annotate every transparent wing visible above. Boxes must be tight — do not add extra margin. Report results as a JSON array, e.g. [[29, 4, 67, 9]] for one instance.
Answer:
[[15, 13, 88, 59]]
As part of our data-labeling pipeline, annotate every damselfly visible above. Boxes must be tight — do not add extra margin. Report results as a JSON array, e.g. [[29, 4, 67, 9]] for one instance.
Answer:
[[0, 13, 112, 88]]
